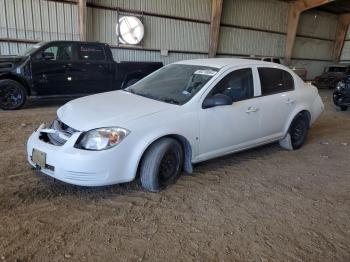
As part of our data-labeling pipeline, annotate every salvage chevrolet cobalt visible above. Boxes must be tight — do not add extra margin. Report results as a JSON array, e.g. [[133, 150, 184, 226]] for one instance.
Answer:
[[27, 59, 324, 192]]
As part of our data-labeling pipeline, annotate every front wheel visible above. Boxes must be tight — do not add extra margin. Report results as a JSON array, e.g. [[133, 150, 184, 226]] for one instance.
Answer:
[[0, 79, 27, 110], [340, 106, 348, 111], [289, 114, 309, 150], [140, 138, 183, 192]]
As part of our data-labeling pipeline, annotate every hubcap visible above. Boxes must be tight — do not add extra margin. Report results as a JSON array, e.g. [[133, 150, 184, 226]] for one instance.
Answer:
[[0, 85, 22, 108], [159, 151, 178, 183]]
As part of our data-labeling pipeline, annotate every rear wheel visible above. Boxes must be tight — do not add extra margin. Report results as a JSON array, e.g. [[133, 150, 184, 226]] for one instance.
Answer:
[[0, 79, 27, 110], [289, 114, 309, 150], [340, 106, 348, 111], [140, 138, 183, 192]]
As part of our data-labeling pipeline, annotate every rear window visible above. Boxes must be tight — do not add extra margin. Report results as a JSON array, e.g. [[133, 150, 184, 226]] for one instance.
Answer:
[[78, 44, 106, 61], [258, 68, 294, 95], [328, 67, 346, 73]]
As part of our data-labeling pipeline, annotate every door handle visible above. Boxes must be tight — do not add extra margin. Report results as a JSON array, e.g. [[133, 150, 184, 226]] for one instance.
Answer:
[[285, 98, 295, 105], [246, 106, 259, 113]]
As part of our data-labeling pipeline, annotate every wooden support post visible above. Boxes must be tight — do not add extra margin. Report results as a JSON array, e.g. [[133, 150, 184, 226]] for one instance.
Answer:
[[285, 0, 335, 65], [78, 0, 87, 41], [333, 13, 350, 63], [208, 0, 223, 58]]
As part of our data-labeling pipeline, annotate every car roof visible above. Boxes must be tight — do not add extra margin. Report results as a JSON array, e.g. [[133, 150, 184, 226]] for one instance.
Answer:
[[174, 58, 280, 69]]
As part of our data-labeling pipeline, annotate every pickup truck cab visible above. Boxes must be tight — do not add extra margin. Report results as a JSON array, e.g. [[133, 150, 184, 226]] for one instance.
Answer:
[[0, 41, 162, 110]]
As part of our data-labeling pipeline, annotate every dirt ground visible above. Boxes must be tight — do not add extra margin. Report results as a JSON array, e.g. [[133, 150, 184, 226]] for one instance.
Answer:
[[0, 89, 349, 262]]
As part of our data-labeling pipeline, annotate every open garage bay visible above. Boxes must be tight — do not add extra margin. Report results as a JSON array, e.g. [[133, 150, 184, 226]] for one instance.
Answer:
[[0, 89, 349, 261]]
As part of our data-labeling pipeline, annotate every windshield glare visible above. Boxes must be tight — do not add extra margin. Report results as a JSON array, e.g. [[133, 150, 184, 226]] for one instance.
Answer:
[[126, 64, 219, 105], [21, 42, 46, 56]]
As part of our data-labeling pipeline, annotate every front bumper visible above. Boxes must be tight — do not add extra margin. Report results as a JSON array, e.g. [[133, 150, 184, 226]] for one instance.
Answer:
[[27, 125, 135, 186]]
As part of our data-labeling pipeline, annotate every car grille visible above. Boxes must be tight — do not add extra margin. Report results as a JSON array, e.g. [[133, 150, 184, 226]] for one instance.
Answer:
[[45, 119, 78, 146]]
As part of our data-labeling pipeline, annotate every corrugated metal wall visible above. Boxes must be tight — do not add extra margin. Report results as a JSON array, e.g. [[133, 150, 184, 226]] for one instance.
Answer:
[[0, 0, 79, 55], [291, 10, 338, 79], [0, 0, 343, 79], [218, 0, 288, 57], [87, 0, 212, 22]]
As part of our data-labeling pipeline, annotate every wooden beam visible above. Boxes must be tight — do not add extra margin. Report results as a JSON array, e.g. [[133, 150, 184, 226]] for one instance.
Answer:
[[208, 0, 223, 58], [284, 0, 335, 65], [78, 0, 87, 41], [333, 13, 350, 62]]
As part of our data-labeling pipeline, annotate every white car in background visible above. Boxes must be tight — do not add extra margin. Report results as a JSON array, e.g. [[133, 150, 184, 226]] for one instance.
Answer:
[[27, 59, 324, 192]]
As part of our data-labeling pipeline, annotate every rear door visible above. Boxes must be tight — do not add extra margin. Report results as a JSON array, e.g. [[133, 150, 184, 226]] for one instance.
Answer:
[[72, 43, 114, 94], [256, 67, 297, 139], [32, 43, 74, 95]]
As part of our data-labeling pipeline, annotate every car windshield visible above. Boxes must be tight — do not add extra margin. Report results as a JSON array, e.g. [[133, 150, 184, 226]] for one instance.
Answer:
[[21, 42, 47, 56], [125, 64, 219, 105], [328, 66, 347, 73]]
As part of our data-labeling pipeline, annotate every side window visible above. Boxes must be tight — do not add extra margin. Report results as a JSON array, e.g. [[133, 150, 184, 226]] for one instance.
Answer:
[[37, 45, 72, 61], [272, 58, 280, 64], [209, 68, 254, 102], [258, 68, 294, 95], [79, 44, 106, 61]]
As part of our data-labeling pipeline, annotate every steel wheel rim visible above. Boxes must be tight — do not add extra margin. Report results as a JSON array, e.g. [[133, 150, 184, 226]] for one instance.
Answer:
[[291, 121, 304, 142], [159, 150, 178, 184]]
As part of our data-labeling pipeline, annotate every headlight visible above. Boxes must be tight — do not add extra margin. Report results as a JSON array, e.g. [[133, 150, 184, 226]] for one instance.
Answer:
[[336, 81, 345, 91], [75, 127, 130, 150]]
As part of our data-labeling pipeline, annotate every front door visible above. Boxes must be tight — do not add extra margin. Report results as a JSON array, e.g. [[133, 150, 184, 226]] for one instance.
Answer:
[[32, 43, 74, 95], [198, 67, 261, 161]]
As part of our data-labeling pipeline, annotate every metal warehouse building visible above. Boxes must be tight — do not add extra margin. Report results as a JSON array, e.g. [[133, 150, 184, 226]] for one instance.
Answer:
[[1, 0, 349, 79]]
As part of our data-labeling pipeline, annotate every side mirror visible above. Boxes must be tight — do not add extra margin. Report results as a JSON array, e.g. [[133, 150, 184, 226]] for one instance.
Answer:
[[41, 52, 55, 60], [202, 93, 233, 109]]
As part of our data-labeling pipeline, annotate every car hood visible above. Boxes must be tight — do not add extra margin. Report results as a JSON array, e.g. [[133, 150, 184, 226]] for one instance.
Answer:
[[0, 55, 28, 72], [0, 55, 28, 63], [57, 91, 174, 131]]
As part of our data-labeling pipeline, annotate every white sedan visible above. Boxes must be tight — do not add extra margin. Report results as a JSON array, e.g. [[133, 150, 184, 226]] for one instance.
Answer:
[[27, 59, 324, 192]]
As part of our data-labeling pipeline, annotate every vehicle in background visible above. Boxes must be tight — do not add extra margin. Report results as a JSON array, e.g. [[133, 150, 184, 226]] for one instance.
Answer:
[[312, 64, 350, 89], [333, 75, 350, 111], [0, 41, 163, 110], [261, 57, 282, 64], [290, 67, 307, 81], [27, 58, 324, 192]]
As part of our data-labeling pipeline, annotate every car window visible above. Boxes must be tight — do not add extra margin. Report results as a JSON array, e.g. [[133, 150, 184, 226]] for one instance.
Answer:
[[38, 44, 73, 61], [328, 67, 346, 73], [273, 58, 280, 64], [209, 68, 254, 102], [79, 44, 106, 61], [258, 68, 294, 95]]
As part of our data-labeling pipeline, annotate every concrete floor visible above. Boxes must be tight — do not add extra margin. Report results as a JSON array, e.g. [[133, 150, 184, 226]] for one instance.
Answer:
[[0, 89, 349, 261]]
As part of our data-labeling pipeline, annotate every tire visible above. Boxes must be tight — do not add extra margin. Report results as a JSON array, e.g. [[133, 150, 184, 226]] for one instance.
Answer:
[[125, 78, 139, 88], [289, 113, 309, 150], [0, 79, 27, 110], [140, 138, 183, 192], [340, 106, 348, 111]]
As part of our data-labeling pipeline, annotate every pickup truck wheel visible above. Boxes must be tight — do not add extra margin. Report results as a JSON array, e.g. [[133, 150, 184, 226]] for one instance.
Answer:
[[289, 114, 309, 150], [125, 78, 139, 87], [140, 138, 183, 192], [340, 106, 348, 111], [0, 80, 27, 110]]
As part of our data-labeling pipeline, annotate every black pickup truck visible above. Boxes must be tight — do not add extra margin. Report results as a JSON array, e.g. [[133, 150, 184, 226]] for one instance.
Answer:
[[0, 41, 163, 110]]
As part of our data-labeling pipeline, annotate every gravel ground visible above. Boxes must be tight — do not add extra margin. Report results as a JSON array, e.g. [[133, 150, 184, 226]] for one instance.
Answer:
[[0, 89, 349, 262]]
